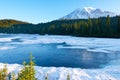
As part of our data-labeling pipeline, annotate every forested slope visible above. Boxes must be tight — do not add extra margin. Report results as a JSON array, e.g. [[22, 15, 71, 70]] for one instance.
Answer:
[[0, 16, 120, 38]]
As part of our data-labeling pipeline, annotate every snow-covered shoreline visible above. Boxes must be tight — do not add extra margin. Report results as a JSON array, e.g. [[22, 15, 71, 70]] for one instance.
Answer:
[[0, 63, 120, 80]]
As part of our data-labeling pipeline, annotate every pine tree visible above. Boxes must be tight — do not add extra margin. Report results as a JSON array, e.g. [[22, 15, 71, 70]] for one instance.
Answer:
[[45, 73, 48, 80], [117, 16, 120, 34], [17, 53, 36, 80], [0, 65, 8, 80], [2, 65, 8, 80], [29, 53, 36, 80], [88, 17, 93, 35], [106, 15, 112, 36], [67, 73, 70, 80], [12, 72, 16, 80], [0, 70, 2, 80], [95, 19, 100, 35], [73, 22, 78, 35], [106, 15, 110, 27], [17, 62, 27, 80]]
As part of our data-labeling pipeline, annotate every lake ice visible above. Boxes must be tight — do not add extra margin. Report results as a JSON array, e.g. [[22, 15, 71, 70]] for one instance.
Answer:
[[0, 34, 120, 80]]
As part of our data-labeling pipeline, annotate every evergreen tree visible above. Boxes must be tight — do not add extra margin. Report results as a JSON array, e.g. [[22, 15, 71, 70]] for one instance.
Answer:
[[45, 73, 48, 80], [117, 16, 120, 34], [67, 73, 70, 80], [106, 15, 110, 27], [2, 65, 8, 80], [12, 72, 16, 80], [0, 65, 8, 80], [95, 19, 100, 35], [106, 15, 112, 36], [29, 53, 36, 80], [88, 17, 93, 35], [73, 22, 78, 35], [17, 61, 27, 80], [0, 70, 2, 80], [17, 53, 36, 80]]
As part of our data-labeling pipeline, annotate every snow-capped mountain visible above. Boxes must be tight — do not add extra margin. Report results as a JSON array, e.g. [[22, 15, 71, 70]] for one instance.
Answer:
[[60, 7, 119, 19]]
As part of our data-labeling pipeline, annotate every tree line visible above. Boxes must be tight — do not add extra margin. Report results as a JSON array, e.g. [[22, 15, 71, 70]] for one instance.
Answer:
[[0, 16, 120, 38]]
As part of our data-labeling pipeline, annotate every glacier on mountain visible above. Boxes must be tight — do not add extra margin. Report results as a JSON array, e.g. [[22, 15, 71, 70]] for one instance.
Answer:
[[61, 7, 119, 19]]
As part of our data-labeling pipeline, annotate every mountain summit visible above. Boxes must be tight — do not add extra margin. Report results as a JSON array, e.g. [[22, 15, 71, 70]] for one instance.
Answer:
[[60, 7, 119, 19]]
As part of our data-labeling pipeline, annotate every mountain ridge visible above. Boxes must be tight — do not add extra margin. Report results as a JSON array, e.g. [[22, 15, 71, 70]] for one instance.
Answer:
[[60, 7, 119, 20]]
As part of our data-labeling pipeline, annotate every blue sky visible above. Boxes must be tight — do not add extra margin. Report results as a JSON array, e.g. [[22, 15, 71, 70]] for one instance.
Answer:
[[0, 0, 120, 24]]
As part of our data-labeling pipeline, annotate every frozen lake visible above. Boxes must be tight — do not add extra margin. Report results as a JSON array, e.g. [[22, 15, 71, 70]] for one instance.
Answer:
[[0, 34, 120, 68]]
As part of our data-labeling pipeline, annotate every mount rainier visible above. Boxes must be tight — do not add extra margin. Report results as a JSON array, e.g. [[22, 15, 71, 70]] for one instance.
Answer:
[[61, 7, 119, 19]]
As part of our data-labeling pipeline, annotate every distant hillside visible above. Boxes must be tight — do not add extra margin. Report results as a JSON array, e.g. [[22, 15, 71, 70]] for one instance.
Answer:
[[0, 19, 29, 27]]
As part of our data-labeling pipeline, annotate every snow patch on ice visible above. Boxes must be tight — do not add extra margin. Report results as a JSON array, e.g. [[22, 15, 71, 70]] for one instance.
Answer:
[[0, 38, 12, 42], [1, 34, 120, 53], [0, 46, 15, 50]]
